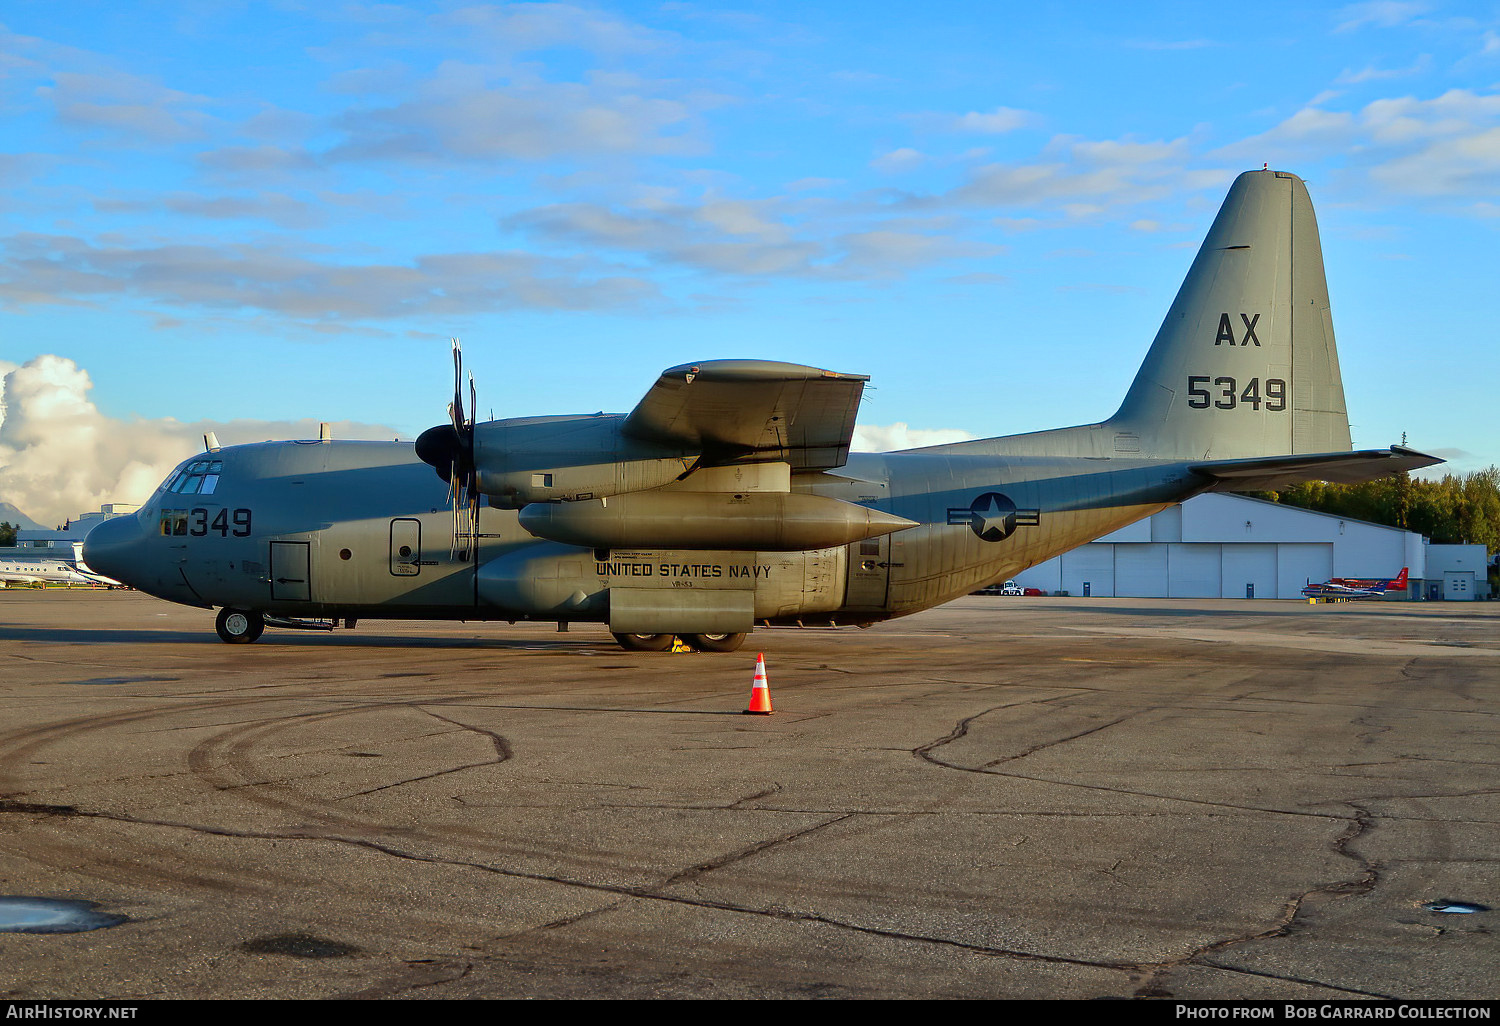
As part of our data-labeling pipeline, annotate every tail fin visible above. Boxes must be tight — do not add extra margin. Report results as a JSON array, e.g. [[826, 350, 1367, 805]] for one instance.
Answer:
[[1390, 567, 1408, 591], [1108, 169, 1350, 459]]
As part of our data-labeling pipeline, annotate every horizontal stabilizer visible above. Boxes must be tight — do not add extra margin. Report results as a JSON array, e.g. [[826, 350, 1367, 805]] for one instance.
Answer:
[[1190, 445, 1443, 492]]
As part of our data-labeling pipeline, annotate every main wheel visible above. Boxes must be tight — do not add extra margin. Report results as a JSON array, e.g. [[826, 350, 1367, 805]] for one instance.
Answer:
[[611, 632, 676, 652], [682, 632, 747, 653], [216, 607, 265, 644]]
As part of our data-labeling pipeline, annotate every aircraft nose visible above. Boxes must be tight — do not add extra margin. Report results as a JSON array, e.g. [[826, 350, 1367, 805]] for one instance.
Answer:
[[83, 513, 146, 585]]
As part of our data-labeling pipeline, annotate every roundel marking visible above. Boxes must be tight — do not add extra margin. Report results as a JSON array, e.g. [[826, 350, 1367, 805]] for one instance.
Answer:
[[967, 492, 1019, 542], [946, 493, 1041, 543]]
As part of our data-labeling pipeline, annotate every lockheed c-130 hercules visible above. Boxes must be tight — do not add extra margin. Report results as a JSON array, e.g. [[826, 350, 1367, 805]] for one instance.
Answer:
[[85, 169, 1440, 652]]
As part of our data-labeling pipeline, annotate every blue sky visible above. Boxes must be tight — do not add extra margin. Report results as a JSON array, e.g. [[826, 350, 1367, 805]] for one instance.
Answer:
[[2, 1, 1498, 522]]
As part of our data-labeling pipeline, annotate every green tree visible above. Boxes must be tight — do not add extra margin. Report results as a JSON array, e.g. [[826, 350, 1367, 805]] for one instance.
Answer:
[[0, 521, 15, 546], [1236, 467, 1500, 554]]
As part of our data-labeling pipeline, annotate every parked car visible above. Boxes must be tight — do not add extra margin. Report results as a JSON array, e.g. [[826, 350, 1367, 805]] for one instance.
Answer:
[[974, 580, 1041, 596]]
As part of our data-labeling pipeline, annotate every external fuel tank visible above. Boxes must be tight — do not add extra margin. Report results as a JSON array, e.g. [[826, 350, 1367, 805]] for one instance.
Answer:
[[516, 491, 915, 551]]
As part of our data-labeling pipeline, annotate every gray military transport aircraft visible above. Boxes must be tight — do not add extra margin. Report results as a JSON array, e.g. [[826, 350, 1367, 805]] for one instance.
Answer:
[[85, 169, 1440, 652]]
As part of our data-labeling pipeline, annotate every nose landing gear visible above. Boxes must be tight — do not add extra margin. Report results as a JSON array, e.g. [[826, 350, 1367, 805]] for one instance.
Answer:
[[215, 607, 265, 644]]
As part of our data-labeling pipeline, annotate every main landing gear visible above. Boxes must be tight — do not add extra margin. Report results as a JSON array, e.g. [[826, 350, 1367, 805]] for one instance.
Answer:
[[610, 632, 748, 653], [215, 607, 265, 644]]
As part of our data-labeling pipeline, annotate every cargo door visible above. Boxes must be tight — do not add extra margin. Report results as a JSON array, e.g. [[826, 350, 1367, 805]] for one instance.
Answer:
[[269, 541, 311, 602]]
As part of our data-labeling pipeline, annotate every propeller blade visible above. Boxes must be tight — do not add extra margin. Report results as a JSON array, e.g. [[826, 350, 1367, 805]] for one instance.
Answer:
[[450, 338, 466, 436], [418, 337, 484, 561], [468, 489, 482, 565]]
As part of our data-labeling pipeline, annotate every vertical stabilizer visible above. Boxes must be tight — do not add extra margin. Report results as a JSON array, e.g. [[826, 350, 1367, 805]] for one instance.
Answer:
[[1108, 169, 1350, 459]]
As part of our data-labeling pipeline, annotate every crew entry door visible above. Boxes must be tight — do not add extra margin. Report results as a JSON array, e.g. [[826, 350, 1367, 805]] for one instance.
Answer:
[[390, 518, 422, 576], [844, 534, 894, 610]]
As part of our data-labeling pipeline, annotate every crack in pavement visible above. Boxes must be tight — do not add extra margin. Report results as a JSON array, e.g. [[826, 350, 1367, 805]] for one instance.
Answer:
[[338, 959, 474, 999], [658, 814, 852, 889], [905, 709, 1414, 999], [0, 799, 1143, 977], [981, 714, 1136, 768], [0, 792, 1428, 997], [1139, 801, 1391, 999], [334, 705, 513, 801]]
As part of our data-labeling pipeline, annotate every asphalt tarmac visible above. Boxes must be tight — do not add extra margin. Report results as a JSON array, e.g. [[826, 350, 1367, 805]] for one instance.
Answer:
[[0, 590, 1495, 1000]]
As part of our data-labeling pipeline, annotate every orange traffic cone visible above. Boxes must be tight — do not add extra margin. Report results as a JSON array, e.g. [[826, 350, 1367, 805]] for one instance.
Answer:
[[744, 652, 773, 715]]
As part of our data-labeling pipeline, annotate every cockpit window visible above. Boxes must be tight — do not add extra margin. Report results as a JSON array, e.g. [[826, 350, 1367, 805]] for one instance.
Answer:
[[167, 460, 224, 495], [159, 510, 189, 536]]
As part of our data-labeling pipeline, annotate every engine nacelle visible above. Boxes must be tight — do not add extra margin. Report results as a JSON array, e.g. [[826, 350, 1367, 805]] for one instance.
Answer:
[[471, 414, 694, 508], [517, 491, 915, 551]]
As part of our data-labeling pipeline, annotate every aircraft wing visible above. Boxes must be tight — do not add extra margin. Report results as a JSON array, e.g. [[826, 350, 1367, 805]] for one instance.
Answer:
[[622, 360, 869, 470], [1189, 445, 1442, 492]]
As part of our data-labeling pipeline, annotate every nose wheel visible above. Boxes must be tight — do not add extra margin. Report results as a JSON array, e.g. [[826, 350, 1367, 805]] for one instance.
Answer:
[[216, 607, 265, 644]]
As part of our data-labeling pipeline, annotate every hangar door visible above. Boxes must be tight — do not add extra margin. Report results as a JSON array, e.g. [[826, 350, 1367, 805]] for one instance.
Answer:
[[1221, 544, 1275, 599], [1114, 544, 1167, 597], [1444, 572, 1476, 601], [1062, 545, 1114, 597], [1168, 544, 1221, 598], [1278, 543, 1332, 599]]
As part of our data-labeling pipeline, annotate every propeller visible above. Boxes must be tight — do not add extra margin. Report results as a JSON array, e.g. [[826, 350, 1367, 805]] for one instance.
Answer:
[[415, 339, 482, 560]]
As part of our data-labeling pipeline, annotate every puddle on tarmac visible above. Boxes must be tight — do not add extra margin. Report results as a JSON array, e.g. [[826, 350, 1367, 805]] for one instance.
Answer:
[[1423, 901, 1490, 914], [0, 896, 128, 933], [69, 676, 180, 686], [240, 933, 361, 958]]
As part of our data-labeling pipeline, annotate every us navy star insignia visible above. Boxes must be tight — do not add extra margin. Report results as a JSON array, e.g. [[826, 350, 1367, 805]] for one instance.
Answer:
[[946, 492, 1041, 542]]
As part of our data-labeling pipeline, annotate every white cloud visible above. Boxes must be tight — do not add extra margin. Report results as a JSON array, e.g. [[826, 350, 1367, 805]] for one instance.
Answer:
[[41, 70, 217, 144], [1335, 55, 1431, 84], [852, 422, 976, 452], [953, 107, 1036, 134], [1215, 89, 1500, 200], [0, 355, 402, 526], [325, 61, 704, 164], [439, 3, 680, 57], [0, 233, 658, 318], [1334, 1, 1428, 32], [506, 195, 998, 279], [944, 135, 1202, 212], [871, 147, 926, 173], [1370, 126, 1500, 195]]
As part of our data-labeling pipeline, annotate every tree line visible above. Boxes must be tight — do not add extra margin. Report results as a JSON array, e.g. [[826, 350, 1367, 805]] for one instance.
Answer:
[[1242, 468, 1500, 555]]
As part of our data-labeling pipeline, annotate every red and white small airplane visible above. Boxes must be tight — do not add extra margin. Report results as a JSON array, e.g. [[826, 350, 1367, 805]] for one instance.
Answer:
[[1302, 567, 1407, 599]]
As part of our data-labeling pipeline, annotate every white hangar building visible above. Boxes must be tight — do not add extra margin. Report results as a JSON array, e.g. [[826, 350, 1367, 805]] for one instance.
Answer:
[[1010, 492, 1475, 600]]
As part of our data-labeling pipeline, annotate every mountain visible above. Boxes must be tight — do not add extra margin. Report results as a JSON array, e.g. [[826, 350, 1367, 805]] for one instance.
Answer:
[[0, 501, 48, 531]]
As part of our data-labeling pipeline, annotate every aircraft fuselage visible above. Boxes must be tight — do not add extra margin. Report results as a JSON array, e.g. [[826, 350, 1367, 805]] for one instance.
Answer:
[[85, 438, 1196, 627]]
